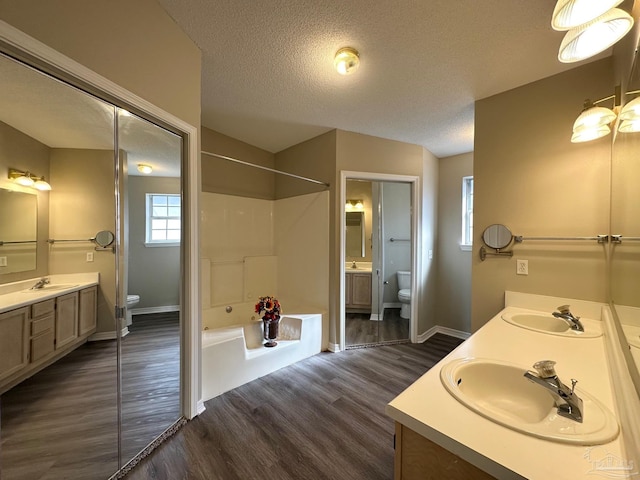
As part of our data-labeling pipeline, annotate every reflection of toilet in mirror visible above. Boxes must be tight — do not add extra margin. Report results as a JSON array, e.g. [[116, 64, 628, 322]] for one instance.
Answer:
[[396, 271, 411, 319], [126, 294, 140, 326]]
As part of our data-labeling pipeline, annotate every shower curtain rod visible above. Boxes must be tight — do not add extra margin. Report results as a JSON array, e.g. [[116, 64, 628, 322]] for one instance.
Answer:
[[201, 150, 330, 187]]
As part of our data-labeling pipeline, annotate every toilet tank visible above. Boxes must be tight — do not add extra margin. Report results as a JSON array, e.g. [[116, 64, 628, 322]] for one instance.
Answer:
[[396, 270, 411, 290]]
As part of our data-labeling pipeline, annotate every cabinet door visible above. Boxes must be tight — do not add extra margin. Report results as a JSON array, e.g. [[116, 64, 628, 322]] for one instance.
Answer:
[[78, 286, 97, 336], [351, 273, 372, 307], [55, 292, 79, 350], [0, 307, 30, 382], [345, 273, 353, 307]]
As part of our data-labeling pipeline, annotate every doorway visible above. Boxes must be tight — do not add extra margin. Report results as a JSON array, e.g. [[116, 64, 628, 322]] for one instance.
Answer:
[[340, 172, 419, 350]]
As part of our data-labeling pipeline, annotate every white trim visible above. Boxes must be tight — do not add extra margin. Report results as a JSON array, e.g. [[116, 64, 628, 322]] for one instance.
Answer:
[[0, 21, 201, 420], [130, 305, 180, 316], [459, 244, 472, 251], [89, 327, 130, 342], [417, 325, 471, 343], [196, 400, 206, 415], [339, 171, 421, 352], [328, 342, 341, 353], [144, 242, 180, 248]]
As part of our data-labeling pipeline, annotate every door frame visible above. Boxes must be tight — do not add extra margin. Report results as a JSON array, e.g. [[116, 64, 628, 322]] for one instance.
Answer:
[[0, 21, 202, 419], [339, 170, 420, 351]]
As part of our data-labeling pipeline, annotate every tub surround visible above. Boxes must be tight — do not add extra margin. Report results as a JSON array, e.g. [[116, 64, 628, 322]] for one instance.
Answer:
[[387, 292, 636, 480]]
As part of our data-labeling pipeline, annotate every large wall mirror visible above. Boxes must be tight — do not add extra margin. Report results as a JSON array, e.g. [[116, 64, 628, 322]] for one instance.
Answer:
[[0, 188, 37, 273], [0, 45, 184, 479], [611, 42, 640, 395]]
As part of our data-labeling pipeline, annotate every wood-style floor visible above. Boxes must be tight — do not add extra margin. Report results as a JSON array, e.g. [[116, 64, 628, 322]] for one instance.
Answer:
[[0, 312, 181, 480], [125, 333, 465, 480], [346, 308, 409, 347]]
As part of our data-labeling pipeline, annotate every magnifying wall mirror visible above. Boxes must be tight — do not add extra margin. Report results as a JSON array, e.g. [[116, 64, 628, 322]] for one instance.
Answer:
[[94, 230, 115, 247], [482, 224, 513, 250]]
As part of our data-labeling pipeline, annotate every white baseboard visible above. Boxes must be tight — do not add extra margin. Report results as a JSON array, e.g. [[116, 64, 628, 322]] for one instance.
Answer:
[[130, 305, 180, 316], [196, 400, 206, 416], [328, 342, 341, 353], [417, 325, 471, 343], [89, 327, 129, 341]]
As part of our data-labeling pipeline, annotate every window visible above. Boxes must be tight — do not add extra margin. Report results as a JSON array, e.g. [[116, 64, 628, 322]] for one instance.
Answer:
[[145, 193, 181, 246], [461, 176, 473, 250]]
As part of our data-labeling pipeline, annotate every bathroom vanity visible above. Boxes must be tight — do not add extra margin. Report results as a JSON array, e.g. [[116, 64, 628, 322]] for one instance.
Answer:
[[0, 273, 99, 394], [387, 292, 637, 480], [344, 269, 372, 312]]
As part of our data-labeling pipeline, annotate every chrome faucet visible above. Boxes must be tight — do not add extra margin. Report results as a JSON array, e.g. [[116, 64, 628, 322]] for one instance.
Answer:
[[351, 260, 357, 269], [552, 304, 584, 332], [29, 277, 50, 290], [524, 360, 583, 423]]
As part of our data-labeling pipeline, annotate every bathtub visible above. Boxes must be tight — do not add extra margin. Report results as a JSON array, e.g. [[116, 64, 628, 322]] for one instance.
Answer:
[[201, 312, 322, 401]]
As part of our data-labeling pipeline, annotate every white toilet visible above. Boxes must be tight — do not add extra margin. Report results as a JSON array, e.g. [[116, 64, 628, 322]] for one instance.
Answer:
[[126, 294, 140, 326], [396, 271, 411, 319]]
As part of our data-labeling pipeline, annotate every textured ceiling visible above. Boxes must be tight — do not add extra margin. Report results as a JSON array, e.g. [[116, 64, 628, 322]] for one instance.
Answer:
[[157, 0, 609, 158]]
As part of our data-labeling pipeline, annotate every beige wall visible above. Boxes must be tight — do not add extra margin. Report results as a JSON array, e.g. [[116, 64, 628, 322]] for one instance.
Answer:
[[201, 127, 276, 199], [436, 152, 473, 332], [0, 121, 50, 283], [472, 58, 614, 331], [0, 0, 201, 129], [48, 148, 116, 334], [420, 149, 439, 334]]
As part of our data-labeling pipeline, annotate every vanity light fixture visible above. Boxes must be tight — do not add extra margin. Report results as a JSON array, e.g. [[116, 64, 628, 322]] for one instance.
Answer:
[[345, 199, 364, 210], [137, 163, 153, 174], [334, 47, 360, 75], [571, 92, 619, 143], [8, 168, 52, 191], [551, 0, 624, 30], [617, 92, 640, 133], [557, 7, 634, 63]]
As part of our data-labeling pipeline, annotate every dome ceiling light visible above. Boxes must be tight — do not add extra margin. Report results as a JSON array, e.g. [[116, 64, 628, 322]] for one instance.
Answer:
[[334, 47, 360, 75]]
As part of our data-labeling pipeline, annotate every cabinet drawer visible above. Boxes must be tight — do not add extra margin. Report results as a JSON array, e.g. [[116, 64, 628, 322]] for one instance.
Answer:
[[32, 299, 55, 318], [31, 330, 55, 363], [31, 315, 54, 336]]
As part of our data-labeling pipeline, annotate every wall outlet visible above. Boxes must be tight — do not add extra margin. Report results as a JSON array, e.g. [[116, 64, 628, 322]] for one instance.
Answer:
[[0, 256, 6, 267], [516, 259, 528, 275], [86, 251, 94, 262]]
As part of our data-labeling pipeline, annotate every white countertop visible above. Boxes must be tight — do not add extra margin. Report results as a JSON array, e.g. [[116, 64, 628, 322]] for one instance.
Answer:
[[0, 273, 99, 314], [386, 293, 635, 480]]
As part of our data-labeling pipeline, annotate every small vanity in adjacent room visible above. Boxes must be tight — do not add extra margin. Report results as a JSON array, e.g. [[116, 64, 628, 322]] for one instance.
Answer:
[[0, 273, 99, 394], [344, 265, 372, 313]]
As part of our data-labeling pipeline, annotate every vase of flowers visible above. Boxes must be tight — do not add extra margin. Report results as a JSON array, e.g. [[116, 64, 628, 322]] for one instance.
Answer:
[[255, 296, 281, 347]]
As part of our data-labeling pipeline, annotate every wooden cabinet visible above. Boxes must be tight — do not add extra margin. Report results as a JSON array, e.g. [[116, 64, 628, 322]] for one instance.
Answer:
[[78, 286, 97, 336], [0, 307, 30, 383], [0, 285, 98, 394], [394, 423, 495, 480], [55, 292, 79, 350], [345, 271, 372, 312], [31, 299, 55, 363]]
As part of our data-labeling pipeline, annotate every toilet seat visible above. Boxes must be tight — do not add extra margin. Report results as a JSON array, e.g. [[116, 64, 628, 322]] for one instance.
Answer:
[[398, 289, 411, 302], [127, 294, 140, 306]]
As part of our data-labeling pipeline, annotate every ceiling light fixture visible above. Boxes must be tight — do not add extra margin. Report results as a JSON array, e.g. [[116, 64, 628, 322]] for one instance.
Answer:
[[551, 0, 623, 30], [557, 8, 634, 63], [334, 47, 360, 75], [8, 168, 52, 190], [137, 164, 153, 174]]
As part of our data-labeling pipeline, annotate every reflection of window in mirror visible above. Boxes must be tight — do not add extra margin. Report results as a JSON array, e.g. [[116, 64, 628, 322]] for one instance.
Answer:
[[461, 176, 473, 251], [145, 193, 181, 246], [345, 211, 365, 258]]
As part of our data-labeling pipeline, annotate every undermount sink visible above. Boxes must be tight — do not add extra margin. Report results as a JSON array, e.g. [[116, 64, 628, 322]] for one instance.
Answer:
[[440, 358, 619, 445], [502, 312, 602, 338], [22, 284, 79, 293]]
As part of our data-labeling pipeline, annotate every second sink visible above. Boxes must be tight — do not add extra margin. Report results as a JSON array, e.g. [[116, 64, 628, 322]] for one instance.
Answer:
[[502, 311, 602, 338], [440, 358, 619, 445]]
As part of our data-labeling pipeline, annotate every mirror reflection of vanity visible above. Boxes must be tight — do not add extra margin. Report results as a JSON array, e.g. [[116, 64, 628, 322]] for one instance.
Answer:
[[0, 188, 37, 273], [345, 211, 365, 258]]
